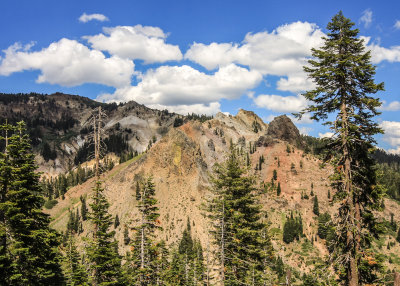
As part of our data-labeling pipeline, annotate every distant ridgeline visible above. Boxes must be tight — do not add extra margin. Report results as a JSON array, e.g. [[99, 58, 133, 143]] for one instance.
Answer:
[[1, 92, 400, 202], [0, 92, 122, 162]]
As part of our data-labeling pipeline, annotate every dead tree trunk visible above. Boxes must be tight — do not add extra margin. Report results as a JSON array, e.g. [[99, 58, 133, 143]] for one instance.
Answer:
[[394, 272, 400, 286], [220, 201, 225, 286], [285, 269, 291, 286]]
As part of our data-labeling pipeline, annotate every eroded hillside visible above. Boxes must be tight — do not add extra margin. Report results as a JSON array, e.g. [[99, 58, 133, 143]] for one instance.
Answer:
[[45, 108, 400, 280]]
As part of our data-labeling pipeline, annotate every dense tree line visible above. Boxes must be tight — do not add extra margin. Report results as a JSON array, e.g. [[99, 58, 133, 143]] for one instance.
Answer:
[[186, 113, 213, 123], [0, 92, 47, 104], [74, 133, 131, 165]]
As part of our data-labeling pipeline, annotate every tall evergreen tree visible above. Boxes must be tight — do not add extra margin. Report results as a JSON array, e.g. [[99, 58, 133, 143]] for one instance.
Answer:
[[114, 214, 120, 229], [65, 234, 88, 286], [167, 218, 205, 286], [276, 182, 281, 196], [0, 121, 64, 284], [313, 195, 320, 216], [86, 181, 123, 285], [206, 146, 272, 285], [123, 225, 130, 245], [397, 227, 400, 244], [80, 195, 88, 221], [298, 11, 385, 285], [129, 176, 162, 285]]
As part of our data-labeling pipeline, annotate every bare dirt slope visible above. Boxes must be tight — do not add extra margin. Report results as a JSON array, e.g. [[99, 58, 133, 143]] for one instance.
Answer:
[[46, 109, 400, 274]]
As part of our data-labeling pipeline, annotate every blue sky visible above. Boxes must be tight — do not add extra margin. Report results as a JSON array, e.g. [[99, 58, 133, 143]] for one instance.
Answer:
[[1, 0, 400, 153]]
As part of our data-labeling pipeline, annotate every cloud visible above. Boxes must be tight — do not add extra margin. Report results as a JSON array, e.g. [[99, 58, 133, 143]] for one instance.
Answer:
[[318, 132, 334, 138], [361, 36, 400, 63], [253, 94, 308, 113], [299, 127, 312, 135], [359, 9, 373, 28], [379, 100, 400, 111], [0, 39, 134, 87], [394, 20, 400, 30], [84, 25, 182, 63], [288, 113, 314, 124], [185, 21, 324, 93], [388, 146, 400, 155], [146, 102, 221, 116], [380, 121, 400, 147], [79, 13, 109, 23], [97, 64, 261, 114], [276, 75, 315, 93]]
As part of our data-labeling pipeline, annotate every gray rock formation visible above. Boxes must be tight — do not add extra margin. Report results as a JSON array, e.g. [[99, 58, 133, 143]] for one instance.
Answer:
[[266, 115, 302, 146]]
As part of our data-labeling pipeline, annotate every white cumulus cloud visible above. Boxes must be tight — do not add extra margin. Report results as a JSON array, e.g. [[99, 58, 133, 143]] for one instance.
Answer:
[[185, 21, 324, 93], [84, 25, 182, 63], [379, 100, 400, 111], [394, 20, 400, 30], [147, 102, 221, 116], [380, 121, 400, 147], [276, 75, 315, 93], [253, 94, 308, 113], [0, 39, 134, 87], [97, 64, 262, 115], [361, 36, 400, 64], [79, 13, 109, 23], [359, 9, 373, 28], [388, 146, 400, 155], [318, 132, 334, 138]]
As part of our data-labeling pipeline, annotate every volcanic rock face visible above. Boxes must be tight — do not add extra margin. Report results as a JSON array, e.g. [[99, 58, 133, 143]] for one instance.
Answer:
[[266, 115, 301, 145]]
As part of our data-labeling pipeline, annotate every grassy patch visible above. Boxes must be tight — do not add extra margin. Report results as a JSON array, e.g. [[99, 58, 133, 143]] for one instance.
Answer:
[[50, 197, 80, 227], [108, 153, 144, 180]]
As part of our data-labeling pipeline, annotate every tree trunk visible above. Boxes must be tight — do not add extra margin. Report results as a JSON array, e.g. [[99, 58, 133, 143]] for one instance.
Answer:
[[285, 269, 291, 286], [394, 272, 400, 286], [341, 101, 359, 286], [220, 201, 225, 285], [206, 235, 210, 286]]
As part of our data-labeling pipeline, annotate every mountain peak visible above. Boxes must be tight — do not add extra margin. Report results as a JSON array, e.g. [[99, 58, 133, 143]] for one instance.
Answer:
[[266, 114, 301, 145], [235, 109, 267, 133]]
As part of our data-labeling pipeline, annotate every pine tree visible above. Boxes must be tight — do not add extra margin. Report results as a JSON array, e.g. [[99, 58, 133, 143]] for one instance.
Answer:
[[277, 182, 281, 196], [273, 169, 277, 181], [0, 121, 64, 284], [86, 181, 123, 285], [318, 213, 333, 240], [206, 146, 271, 285], [130, 176, 162, 285], [123, 225, 130, 245], [75, 208, 80, 233], [80, 195, 88, 221], [168, 218, 205, 285], [283, 213, 303, 244], [114, 214, 120, 229], [299, 11, 386, 286], [313, 196, 320, 216], [65, 233, 88, 286], [397, 227, 400, 244], [67, 210, 76, 234]]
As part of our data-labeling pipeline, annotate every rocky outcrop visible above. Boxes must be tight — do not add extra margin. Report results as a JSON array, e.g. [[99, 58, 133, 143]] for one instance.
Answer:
[[256, 135, 276, 147], [266, 115, 301, 145], [235, 109, 267, 133]]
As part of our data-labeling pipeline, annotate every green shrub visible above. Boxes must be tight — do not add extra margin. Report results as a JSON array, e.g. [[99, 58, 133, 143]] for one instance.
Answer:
[[44, 199, 58, 209]]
